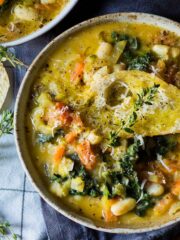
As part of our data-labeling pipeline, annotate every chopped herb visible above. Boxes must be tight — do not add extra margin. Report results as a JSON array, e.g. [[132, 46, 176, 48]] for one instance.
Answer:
[[135, 193, 154, 216], [51, 174, 68, 183], [122, 84, 160, 133], [66, 153, 80, 162], [37, 133, 53, 143], [120, 138, 153, 215], [108, 131, 120, 147], [120, 138, 142, 199], [111, 31, 139, 50], [0, 110, 13, 137], [69, 163, 101, 197], [0, 46, 25, 67], [37, 129, 65, 144], [128, 52, 152, 71]]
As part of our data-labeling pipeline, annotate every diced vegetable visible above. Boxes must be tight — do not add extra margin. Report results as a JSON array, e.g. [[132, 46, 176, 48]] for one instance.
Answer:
[[58, 157, 74, 177], [71, 177, 85, 192], [54, 145, 65, 164], [50, 180, 71, 198], [152, 44, 170, 60], [96, 42, 113, 60], [76, 140, 97, 170], [111, 40, 127, 64]]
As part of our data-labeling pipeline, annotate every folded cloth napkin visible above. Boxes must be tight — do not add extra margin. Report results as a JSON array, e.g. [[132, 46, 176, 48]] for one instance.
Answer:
[[41, 0, 180, 239]]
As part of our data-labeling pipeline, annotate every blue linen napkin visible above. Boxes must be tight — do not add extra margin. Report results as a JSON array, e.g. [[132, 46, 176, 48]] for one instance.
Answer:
[[41, 0, 180, 239]]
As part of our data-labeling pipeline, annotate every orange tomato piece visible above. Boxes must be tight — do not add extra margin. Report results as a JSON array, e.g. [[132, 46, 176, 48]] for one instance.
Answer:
[[54, 145, 65, 164], [76, 140, 96, 170]]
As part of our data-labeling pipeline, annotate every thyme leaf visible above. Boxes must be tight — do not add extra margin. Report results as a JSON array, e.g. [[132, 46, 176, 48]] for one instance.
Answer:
[[0, 46, 25, 67], [122, 84, 160, 133], [0, 110, 13, 137]]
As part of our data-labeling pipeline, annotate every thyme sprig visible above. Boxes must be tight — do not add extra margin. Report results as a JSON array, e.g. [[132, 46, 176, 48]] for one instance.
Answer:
[[0, 46, 25, 67], [122, 84, 160, 133], [0, 221, 18, 239], [0, 110, 13, 137], [108, 131, 120, 147]]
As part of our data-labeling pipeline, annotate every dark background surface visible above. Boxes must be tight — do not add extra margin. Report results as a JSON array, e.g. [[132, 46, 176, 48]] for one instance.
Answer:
[[13, 0, 180, 239]]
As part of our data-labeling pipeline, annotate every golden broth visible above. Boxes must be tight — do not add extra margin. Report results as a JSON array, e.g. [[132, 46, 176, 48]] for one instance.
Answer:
[[26, 22, 180, 228]]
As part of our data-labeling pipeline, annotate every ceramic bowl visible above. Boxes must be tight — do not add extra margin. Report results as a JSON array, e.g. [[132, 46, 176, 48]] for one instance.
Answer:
[[14, 12, 180, 233], [3, 0, 78, 47]]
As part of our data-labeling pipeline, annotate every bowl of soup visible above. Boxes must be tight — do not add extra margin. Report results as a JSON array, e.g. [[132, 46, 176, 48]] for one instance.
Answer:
[[0, 0, 78, 46], [14, 13, 180, 233]]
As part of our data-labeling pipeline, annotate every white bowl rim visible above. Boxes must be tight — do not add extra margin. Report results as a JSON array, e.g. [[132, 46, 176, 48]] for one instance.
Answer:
[[2, 0, 79, 47], [14, 12, 180, 234]]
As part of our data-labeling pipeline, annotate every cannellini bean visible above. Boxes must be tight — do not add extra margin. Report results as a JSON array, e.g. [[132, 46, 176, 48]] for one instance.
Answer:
[[14, 5, 38, 21], [147, 183, 164, 197], [169, 201, 180, 216], [41, 0, 56, 4], [96, 42, 113, 60], [111, 198, 136, 216]]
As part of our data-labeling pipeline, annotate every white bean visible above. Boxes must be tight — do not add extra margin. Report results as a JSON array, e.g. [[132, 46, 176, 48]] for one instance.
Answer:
[[147, 183, 164, 197], [111, 198, 136, 216]]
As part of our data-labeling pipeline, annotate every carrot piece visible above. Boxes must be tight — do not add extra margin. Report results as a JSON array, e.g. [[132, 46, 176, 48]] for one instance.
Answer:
[[171, 180, 180, 196], [0, 0, 5, 6], [65, 131, 78, 143], [102, 197, 117, 222], [71, 61, 84, 83], [54, 145, 65, 164], [76, 140, 96, 170]]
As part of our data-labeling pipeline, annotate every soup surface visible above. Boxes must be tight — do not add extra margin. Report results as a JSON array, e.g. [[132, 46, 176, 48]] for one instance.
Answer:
[[26, 22, 180, 228], [0, 0, 68, 42]]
